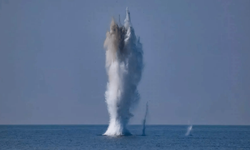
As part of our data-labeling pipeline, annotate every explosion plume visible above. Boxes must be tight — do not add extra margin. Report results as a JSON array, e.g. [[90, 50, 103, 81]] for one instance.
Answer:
[[103, 8, 143, 136]]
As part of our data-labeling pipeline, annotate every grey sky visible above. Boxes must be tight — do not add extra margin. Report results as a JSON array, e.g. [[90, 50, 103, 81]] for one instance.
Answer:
[[0, 0, 249, 125]]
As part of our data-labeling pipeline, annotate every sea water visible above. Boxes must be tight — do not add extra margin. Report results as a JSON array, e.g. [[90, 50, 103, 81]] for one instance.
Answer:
[[0, 125, 249, 150]]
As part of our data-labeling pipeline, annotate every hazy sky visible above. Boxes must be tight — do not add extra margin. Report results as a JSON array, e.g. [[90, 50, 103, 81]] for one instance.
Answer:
[[0, 0, 249, 125]]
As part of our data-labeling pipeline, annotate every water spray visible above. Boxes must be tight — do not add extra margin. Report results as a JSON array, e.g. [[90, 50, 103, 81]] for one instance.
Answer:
[[185, 125, 193, 136], [142, 102, 148, 136], [103, 8, 143, 136]]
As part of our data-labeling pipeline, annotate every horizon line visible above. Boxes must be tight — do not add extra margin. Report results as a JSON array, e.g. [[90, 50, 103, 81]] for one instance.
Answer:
[[0, 124, 249, 126]]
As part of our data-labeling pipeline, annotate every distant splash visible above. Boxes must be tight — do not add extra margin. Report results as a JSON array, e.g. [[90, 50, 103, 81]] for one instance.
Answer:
[[142, 102, 148, 136], [185, 125, 193, 136]]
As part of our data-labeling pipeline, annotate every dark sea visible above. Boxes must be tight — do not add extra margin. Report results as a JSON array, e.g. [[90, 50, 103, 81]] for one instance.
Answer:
[[0, 125, 249, 150]]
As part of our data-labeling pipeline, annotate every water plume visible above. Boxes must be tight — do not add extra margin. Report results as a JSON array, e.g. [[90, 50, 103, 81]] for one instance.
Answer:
[[185, 125, 193, 136], [142, 102, 148, 136], [103, 8, 143, 136]]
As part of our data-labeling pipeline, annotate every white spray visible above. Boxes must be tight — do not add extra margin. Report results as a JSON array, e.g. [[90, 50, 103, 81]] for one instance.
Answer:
[[185, 125, 193, 136], [103, 8, 143, 136]]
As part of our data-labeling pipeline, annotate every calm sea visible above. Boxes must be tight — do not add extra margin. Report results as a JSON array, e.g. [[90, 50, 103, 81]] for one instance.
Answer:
[[0, 125, 249, 150]]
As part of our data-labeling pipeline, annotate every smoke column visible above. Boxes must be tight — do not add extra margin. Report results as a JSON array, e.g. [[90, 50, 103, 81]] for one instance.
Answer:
[[142, 102, 148, 136], [103, 8, 143, 136]]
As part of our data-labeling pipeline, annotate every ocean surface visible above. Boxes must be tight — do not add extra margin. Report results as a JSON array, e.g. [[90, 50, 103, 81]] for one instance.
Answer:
[[0, 125, 249, 150]]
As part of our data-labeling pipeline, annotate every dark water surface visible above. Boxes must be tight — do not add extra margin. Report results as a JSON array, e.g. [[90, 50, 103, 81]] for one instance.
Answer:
[[0, 125, 249, 150]]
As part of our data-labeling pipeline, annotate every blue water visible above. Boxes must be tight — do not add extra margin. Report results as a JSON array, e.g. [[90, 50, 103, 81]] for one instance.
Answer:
[[0, 125, 249, 150]]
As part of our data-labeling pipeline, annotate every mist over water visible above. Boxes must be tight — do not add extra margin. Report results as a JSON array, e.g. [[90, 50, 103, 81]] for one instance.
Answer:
[[103, 8, 143, 136]]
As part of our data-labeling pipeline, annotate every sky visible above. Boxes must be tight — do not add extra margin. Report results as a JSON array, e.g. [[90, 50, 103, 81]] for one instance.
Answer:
[[0, 0, 249, 125]]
